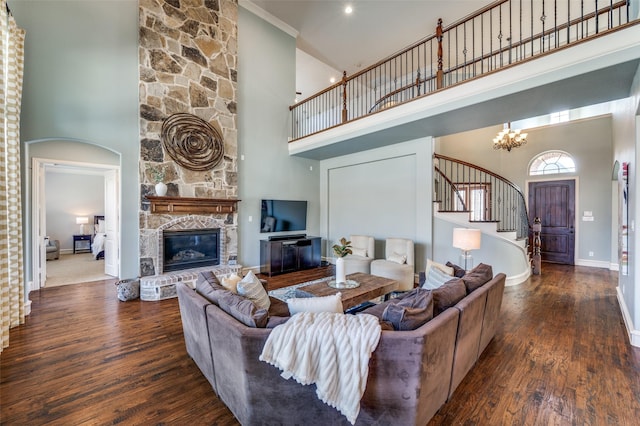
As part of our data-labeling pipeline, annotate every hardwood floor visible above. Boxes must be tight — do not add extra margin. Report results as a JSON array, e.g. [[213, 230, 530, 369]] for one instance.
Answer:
[[2, 264, 639, 425]]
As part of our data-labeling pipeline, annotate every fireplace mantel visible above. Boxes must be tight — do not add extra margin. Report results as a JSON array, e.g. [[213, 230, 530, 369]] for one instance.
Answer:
[[146, 196, 240, 214]]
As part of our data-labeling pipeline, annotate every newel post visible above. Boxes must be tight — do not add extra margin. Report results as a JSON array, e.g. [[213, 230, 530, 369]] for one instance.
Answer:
[[341, 70, 348, 123], [532, 217, 542, 275], [436, 18, 444, 90]]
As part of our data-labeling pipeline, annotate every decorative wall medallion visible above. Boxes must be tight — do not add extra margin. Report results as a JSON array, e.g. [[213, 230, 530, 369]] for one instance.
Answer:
[[161, 113, 224, 171]]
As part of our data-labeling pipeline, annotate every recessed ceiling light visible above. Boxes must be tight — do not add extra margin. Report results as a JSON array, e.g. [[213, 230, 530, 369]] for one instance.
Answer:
[[330, 77, 336, 83], [345, 5, 353, 14]]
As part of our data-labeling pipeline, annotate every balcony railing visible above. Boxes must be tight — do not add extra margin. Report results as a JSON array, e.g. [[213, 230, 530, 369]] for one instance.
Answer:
[[290, 0, 637, 141], [434, 154, 530, 240]]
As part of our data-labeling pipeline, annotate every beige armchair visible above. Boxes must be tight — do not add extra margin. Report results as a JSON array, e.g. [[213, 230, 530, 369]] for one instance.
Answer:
[[342, 235, 375, 274], [46, 239, 60, 260], [370, 237, 415, 291]]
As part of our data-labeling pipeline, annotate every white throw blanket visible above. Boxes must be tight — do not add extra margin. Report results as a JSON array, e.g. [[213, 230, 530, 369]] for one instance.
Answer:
[[259, 311, 381, 425]]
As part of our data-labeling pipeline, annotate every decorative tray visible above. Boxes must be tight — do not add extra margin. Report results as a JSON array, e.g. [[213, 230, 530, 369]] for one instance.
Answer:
[[328, 279, 360, 289]]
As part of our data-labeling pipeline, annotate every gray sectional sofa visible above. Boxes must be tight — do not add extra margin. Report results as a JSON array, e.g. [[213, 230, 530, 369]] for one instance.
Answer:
[[177, 266, 506, 425]]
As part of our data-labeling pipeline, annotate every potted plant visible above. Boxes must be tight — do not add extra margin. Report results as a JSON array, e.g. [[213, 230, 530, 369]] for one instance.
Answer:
[[332, 237, 352, 284], [147, 164, 167, 196]]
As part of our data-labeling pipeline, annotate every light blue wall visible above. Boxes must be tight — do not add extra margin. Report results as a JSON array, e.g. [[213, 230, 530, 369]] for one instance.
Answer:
[[12, 1, 139, 280], [237, 7, 320, 270]]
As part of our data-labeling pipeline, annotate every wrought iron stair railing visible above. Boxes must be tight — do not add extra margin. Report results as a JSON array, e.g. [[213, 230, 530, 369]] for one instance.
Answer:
[[289, 0, 637, 141], [434, 153, 530, 240]]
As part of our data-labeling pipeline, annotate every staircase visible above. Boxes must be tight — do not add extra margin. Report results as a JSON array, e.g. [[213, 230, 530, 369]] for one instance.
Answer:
[[434, 153, 531, 284]]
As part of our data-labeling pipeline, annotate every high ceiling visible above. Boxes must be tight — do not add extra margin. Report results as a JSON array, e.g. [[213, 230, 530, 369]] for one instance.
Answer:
[[248, 0, 488, 75]]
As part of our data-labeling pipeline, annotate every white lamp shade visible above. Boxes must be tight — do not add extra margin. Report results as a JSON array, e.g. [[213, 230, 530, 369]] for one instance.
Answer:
[[452, 228, 481, 251], [76, 217, 89, 225]]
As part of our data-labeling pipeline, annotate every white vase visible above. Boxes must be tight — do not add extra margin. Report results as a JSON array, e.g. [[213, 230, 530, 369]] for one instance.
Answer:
[[155, 182, 167, 196], [335, 256, 346, 284]]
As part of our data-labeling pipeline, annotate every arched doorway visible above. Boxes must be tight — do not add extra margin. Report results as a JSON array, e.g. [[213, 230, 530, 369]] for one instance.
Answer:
[[26, 139, 121, 290]]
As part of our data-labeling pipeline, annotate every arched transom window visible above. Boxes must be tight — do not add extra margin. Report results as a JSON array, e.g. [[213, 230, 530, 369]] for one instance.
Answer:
[[529, 151, 576, 176]]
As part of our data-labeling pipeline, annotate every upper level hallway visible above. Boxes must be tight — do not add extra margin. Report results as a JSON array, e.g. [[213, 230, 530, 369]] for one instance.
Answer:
[[286, 4, 640, 160]]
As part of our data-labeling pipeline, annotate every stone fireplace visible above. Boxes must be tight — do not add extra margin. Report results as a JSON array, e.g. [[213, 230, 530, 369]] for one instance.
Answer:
[[139, 215, 239, 301], [162, 228, 220, 272], [137, 0, 239, 287]]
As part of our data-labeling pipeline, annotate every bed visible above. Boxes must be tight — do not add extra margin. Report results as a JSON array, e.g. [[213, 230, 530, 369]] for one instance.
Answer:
[[92, 215, 106, 260]]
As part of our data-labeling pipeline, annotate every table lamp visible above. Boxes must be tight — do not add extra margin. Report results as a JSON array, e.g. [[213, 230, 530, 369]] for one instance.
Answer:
[[76, 216, 89, 235], [452, 228, 481, 271]]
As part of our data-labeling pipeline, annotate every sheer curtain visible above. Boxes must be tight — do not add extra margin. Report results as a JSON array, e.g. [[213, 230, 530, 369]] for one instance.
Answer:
[[1, 0, 25, 353]]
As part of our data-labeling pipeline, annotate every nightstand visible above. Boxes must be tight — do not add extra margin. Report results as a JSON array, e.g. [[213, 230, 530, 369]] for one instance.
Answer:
[[73, 234, 92, 254]]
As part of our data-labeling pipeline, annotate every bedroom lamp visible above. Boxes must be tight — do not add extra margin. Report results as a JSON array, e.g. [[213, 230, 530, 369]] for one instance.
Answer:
[[76, 216, 89, 235], [452, 228, 481, 271]]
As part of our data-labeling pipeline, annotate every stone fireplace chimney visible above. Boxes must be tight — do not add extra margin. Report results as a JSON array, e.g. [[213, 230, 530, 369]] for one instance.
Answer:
[[137, 0, 238, 277]]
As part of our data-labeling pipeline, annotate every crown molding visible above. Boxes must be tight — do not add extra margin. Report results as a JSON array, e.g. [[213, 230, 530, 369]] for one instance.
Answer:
[[239, 0, 299, 39]]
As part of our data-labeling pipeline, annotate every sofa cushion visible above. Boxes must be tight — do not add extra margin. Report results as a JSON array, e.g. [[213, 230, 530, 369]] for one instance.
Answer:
[[422, 265, 453, 290], [237, 271, 271, 310], [446, 261, 466, 278], [461, 263, 493, 293], [266, 315, 290, 328], [388, 252, 407, 264], [351, 247, 367, 257], [217, 291, 269, 328], [382, 288, 433, 331], [432, 278, 467, 315], [287, 293, 343, 315]]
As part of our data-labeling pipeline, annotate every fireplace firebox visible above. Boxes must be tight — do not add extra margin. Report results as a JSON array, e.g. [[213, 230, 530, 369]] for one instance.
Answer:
[[163, 228, 220, 272]]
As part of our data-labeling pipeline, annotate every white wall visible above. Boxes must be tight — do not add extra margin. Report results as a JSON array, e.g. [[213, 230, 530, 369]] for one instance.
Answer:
[[320, 138, 432, 272], [611, 62, 640, 345], [45, 172, 104, 252]]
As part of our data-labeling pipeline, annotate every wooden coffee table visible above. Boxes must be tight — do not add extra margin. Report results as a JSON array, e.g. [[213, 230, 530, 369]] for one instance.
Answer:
[[298, 272, 399, 311]]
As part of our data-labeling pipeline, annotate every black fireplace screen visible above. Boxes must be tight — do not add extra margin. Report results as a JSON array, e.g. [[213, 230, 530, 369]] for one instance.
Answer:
[[163, 228, 220, 272]]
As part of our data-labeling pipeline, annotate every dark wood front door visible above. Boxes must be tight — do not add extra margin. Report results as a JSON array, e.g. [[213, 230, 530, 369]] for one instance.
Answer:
[[528, 179, 575, 264]]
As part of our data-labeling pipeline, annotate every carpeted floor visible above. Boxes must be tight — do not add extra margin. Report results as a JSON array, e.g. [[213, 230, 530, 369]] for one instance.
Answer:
[[46, 253, 115, 287]]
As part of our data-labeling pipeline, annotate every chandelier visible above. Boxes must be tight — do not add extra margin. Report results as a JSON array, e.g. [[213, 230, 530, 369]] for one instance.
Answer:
[[493, 123, 528, 152]]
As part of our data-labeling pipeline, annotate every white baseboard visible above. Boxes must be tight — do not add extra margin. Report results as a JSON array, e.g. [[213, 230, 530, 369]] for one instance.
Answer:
[[616, 286, 640, 347], [575, 259, 611, 268], [505, 269, 531, 286]]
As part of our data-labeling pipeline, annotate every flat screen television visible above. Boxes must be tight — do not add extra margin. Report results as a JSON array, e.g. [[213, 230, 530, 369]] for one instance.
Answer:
[[260, 199, 307, 233]]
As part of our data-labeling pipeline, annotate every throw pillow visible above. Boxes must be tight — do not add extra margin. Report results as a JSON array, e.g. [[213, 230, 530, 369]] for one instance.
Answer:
[[358, 298, 403, 320], [461, 263, 493, 293], [381, 288, 434, 331], [388, 252, 407, 264], [237, 270, 271, 310], [351, 247, 367, 257], [422, 265, 453, 290], [287, 292, 343, 315], [221, 273, 242, 293], [426, 259, 454, 276], [195, 271, 229, 303], [217, 292, 269, 328], [446, 261, 466, 278], [432, 278, 467, 315]]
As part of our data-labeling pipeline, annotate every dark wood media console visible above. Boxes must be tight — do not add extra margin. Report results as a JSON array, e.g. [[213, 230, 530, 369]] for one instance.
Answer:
[[260, 236, 321, 277]]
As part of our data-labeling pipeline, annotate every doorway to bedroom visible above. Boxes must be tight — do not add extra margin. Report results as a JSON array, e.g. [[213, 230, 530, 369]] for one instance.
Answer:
[[32, 158, 120, 289]]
